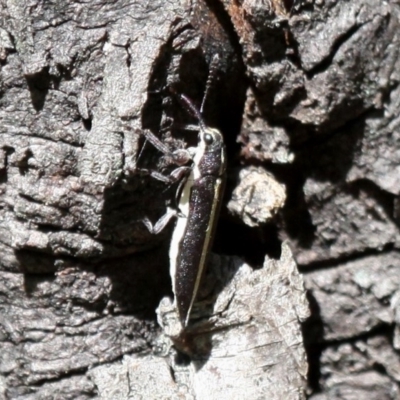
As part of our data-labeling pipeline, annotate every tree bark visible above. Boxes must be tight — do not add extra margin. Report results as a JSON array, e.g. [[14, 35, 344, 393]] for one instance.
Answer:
[[0, 0, 399, 399]]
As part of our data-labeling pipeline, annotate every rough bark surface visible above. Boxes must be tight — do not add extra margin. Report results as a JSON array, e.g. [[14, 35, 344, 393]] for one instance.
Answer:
[[91, 245, 309, 399], [0, 0, 399, 399]]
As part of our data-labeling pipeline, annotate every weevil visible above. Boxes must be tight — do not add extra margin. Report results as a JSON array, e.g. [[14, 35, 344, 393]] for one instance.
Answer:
[[142, 89, 226, 328]]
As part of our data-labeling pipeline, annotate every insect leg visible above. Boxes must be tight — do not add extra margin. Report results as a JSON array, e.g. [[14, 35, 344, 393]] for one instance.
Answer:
[[147, 166, 191, 185], [142, 129, 172, 157], [141, 166, 191, 234], [142, 207, 178, 234], [138, 128, 192, 184], [142, 129, 192, 166]]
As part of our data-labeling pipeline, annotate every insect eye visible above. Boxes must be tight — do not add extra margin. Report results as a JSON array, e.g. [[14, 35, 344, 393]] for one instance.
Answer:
[[204, 133, 214, 145]]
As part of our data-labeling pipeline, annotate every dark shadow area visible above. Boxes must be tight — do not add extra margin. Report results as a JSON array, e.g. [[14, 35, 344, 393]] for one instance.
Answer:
[[0, 146, 15, 184], [294, 118, 365, 183], [22, 271, 58, 295], [270, 162, 317, 250], [302, 291, 324, 393], [25, 68, 52, 111], [25, 65, 71, 112], [279, 111, 367, 249], [174, 351, 191, 370], [15, 148, 33, 176], [82, 116, 92, 131], [214, 216, 281, 266], [98, 175, 174, 244], [93, 243, 172, 321], [17, 240, 171, 323], [17, 249, 64, 276], [283, 0, 295, 12]]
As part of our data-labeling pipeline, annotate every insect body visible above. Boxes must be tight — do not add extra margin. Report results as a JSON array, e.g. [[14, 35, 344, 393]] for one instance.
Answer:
[[170, 124, 226, 327], [142, 94, 226, 327]]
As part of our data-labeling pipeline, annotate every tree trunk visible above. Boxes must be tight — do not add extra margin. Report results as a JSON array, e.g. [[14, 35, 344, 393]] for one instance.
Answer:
[[0, 0, 398, 399]]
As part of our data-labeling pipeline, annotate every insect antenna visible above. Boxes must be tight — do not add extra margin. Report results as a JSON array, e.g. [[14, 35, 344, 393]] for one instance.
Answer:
[[170, 54, 220, 132], [173, 91, 207, 131], [200, 54, 220, 114]]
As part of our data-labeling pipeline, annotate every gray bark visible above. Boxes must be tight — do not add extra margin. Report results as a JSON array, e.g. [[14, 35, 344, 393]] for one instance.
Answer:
[[0, 0, 399, 399]]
